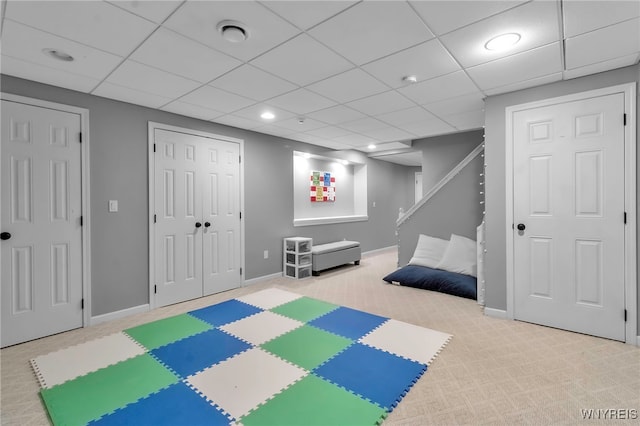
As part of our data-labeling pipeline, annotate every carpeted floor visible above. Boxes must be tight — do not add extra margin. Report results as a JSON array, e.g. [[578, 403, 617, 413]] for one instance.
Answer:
[[2, 247, 639, 425]]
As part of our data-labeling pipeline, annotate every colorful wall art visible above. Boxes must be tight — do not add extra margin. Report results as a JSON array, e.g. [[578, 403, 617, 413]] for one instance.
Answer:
[[310, 171, 336, 202]]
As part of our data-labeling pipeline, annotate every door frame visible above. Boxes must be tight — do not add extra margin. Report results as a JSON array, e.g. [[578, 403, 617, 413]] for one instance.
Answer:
[[147, 122, 245, 310], [505, 83, 637, 344], [1, 92, 92, 327]]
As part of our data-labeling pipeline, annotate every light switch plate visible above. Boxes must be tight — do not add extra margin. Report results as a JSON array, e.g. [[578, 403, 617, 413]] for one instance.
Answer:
[[108, 200, 118, 212]]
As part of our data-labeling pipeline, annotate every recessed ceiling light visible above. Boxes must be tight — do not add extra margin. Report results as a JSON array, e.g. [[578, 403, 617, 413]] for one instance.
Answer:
[[261, 111, 275, 120], [484, 33, 521, 51], [402, 75, 418, 84], [217, 20, 249, 43], [368, 144, 377, 150], [42, 48, 74, 62]]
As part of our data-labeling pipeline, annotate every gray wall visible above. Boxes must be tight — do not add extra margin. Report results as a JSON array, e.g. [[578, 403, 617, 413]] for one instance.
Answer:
[[483, 64, 639, 331], [413, 129, 484, 194], [1, 75, 413, 316], [397, 155, 484, 266]]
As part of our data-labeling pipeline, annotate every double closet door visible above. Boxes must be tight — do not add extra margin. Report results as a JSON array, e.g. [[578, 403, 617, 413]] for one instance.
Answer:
[[154, 128, 241, 307]]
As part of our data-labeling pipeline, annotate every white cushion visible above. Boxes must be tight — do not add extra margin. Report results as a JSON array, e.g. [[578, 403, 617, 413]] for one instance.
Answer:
[[408, 234, 449, 269], [436, 234, 477, 277]]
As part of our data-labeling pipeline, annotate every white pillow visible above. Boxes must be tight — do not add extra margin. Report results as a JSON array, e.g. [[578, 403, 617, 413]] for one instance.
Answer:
[[408, 234, 449, 268], [435, 234, 477, 277]]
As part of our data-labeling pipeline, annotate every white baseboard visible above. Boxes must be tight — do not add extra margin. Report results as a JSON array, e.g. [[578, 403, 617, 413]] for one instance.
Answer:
[[90, 304, 150, 326], [243, 272, 283, 287], [484, 307, 508, 319], [363, 245, 397, 256], [636, 335, 640, 347]]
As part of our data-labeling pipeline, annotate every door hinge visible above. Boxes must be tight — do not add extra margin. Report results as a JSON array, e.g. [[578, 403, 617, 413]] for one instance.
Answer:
[[239, 155, 241, 163], [80, 216, 83, 227], [81, 298, 84, 309], [154, 214, 157, 223], [154, 285, 157, 294], [624, 309, 627, 322], [153, 143, 156, 153], [239, 212, 242, 220], [240, 267, 243, 276], [624, 211, 627, 224], [79, 132, 83, 143], [623, 113, 627, 126]]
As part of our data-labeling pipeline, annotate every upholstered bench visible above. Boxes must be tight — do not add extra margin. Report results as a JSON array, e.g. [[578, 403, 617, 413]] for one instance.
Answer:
[[311, 240, 361, 276]]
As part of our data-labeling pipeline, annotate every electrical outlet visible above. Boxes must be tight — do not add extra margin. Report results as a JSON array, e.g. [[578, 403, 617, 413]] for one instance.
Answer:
[[108, 200, 118, 212], [264, 250, 269, 259]]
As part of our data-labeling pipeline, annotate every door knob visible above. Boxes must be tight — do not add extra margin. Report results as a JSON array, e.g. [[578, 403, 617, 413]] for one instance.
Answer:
[[517, 223, 526, 231], [204, 222, 211, 228], [195, 222, 202, 228], [0, 232, 11, 240]]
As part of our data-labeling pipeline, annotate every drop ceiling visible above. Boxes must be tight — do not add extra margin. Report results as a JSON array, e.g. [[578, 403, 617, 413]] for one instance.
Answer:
[[1, 0, 638, 167]]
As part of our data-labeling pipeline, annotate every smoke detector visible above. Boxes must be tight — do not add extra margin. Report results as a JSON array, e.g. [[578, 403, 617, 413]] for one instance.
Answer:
[[217, 20, 249, 43]]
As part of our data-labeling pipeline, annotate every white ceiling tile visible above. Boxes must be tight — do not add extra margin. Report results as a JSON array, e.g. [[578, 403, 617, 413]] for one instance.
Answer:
[[231, 103, 296, 123], [106, 0, 183, 24], [179, 85, 256, 114], [409, 0, 527, 36], [106, 60, 201, 99], [213, 114, 263, 130], [304, 126, 353, 139], [340, 117, 388, 133], [563, 53, 640, 80], [565, 18, 640, 70], [423, 92, 485, 116], [483, 72, 563, 96], [209, 65, 297, 101], [376, 106, 437, 127], [260, 0, 358, 30], [163, 1, 301, 61], [359, 127, 415, 143], [1, 55, 102, 93], [346, 91, 416, 116], [308, 1, 434, 65], [130, 28, 242, 84], [288, 133, 328, 145], [403, 118, 456, 138], [306, 105, 366, 125], [441, 109, 485, 130], [93, 81, 174, 109], [439, 1, 560, 68], [466, 42, 562, 91], [362, 39, 461, 89], [398, 70, 479, 105], [332, 133, 377, 147], [5, 1, 157, 56], [563, 1, 640, 38], [267, 88, 337, 115], [1, 20, 123, 81], [160, 101, 224, 121], [306, 68, 389, 103], [250, 34, 353, 86], [270, 117, 327, 132]]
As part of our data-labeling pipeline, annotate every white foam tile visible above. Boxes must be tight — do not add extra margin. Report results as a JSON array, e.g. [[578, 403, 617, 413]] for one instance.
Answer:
[[187, 348, 307, 419], [359, 319, 452, 365], [221, 311, 303, 345], [30, 332, 145, 388], [236, 288, 302, 310]]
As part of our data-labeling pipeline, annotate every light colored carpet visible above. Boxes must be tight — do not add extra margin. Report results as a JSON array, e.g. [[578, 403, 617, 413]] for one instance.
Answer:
[[2, 247, 639, 425]]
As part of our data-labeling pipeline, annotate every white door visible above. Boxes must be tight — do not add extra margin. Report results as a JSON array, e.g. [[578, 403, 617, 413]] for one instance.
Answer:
[[512, 93, 625, 341], [1, 100, 83, 347], [154, 129, 241, 307]]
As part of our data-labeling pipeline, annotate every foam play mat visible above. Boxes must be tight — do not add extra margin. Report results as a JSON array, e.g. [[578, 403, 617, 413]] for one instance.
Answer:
[[31, 288, 452, 425]]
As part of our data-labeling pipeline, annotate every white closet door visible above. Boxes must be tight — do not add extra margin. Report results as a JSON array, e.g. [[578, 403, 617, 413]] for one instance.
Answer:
[[202, 139, 241, 295], [512, 93, 625, 341], [1, 100, 83, 347], [154, 129, 203, 307]]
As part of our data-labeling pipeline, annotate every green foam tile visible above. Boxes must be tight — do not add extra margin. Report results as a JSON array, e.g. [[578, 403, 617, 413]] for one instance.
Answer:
[[270, 297, 338, 323], [261, 325, 353, 370], [40, 354, 178, 425], [124, 313, 211, 350], [241, 374, 386, 426]]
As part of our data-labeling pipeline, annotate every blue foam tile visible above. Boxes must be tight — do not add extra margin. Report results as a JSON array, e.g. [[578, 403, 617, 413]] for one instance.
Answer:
[[90, 382, 231, 426], [151, 329, 251, 378], [314, 343, 427, 410], [189, 299, 262, 327], [308, 306, 388, 340]]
